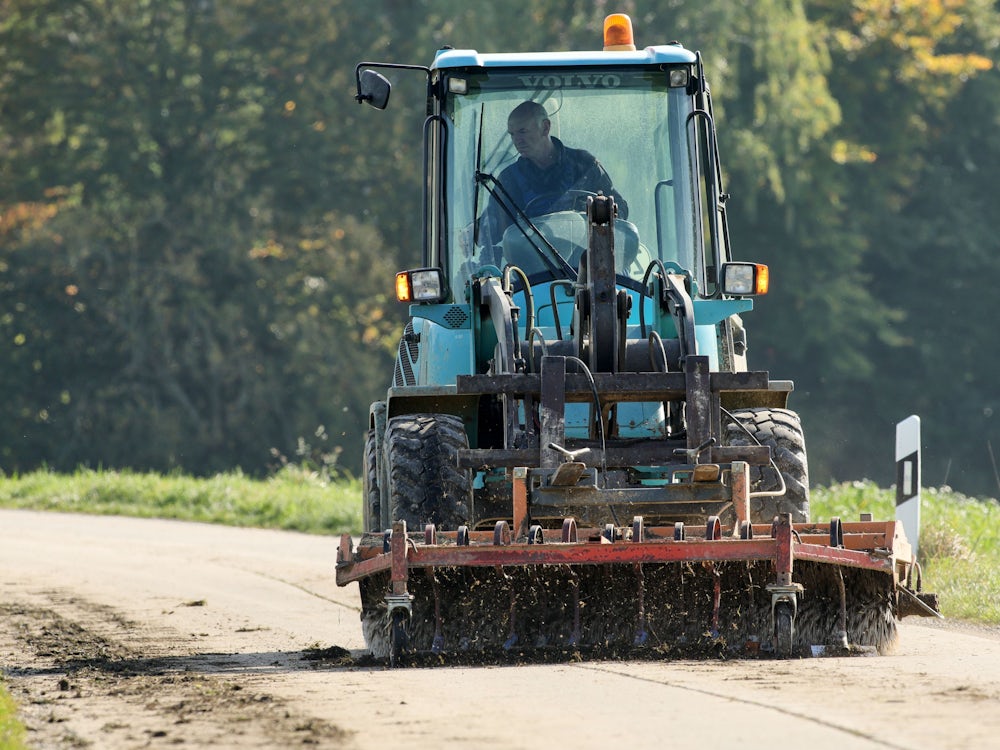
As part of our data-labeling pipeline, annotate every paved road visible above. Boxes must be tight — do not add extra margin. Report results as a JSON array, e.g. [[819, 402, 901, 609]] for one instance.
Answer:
[[1, 509, 998, 749]]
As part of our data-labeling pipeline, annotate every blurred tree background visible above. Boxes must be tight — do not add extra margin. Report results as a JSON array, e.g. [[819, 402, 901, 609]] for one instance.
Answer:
[[1, 0, 998, 496]]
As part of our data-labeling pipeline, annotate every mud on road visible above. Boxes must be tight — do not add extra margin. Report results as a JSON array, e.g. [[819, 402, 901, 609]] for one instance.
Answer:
[[2, 509, 1000, 750], [0, 591, 351, 748]]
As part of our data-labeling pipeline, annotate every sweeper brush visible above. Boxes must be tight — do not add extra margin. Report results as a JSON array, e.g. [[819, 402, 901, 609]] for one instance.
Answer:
[[338, 513, 938, 664], [341, 14, 940, 665]]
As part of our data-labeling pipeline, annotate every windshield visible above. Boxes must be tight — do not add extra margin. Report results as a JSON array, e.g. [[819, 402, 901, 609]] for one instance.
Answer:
[[441, 67, 702, 295]]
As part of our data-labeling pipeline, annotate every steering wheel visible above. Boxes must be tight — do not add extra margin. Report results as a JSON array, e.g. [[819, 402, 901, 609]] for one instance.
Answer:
[[524, 189, 597, 217]]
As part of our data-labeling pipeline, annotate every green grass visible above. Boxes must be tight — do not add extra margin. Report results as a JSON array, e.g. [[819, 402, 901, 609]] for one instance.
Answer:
[[0, 679, 27, 750], [812, 481, 1000, 624], [0, 466, 362, 536]]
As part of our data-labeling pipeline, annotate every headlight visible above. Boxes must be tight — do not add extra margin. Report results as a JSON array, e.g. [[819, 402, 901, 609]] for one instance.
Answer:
[[396, 268, 447, 303], [721, 262, 769, 296], [668, 68, 690, 88]]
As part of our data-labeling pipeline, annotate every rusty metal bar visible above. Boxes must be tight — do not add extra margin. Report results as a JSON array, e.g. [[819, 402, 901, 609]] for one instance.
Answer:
[[336, 518, 901, 587], [731, 461, 749, 531], [792, 543, 896, 572], [383, 537, 781, 567], [390, 520, 410, 595], [335, 548, 393, 585], [774, 513, 793, 586]]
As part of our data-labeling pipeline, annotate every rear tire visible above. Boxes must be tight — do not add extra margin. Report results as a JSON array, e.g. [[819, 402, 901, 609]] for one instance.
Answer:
[[384, 413, 472, 530], [725, 408, 809, 523]]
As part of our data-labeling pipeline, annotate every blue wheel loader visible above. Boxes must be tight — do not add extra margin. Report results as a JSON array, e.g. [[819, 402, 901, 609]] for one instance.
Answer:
[[336, 14, 939, 665]]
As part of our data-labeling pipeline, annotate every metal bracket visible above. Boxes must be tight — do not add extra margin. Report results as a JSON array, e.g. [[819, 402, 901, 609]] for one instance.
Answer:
[[385, 592, 414, 617], [766, 582, 804, 618], [550, 461, 588, 487]]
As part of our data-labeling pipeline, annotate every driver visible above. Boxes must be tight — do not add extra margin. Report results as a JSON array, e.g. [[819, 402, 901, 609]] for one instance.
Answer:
[[480, 101, 628, 246]]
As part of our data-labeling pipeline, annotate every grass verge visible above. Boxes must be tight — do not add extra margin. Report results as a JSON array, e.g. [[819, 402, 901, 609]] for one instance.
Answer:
[[0, 679, 27, 750], [812, 481, 1000, 624], [0, 466, 362, 535]]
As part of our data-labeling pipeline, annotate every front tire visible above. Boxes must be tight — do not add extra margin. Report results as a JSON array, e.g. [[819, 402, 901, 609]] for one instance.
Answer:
[[383, 413, 472, 530], [361, 414, 472, 659]]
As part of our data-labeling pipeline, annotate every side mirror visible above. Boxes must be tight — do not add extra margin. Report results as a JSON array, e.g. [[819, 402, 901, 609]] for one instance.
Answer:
[[357, 69, 391, 110]]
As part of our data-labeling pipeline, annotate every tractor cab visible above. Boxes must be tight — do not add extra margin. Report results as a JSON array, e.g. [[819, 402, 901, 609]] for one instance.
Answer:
[[440, 52, 702, 298], [359, 15, 748, 311], [444, 45, 724, 298]]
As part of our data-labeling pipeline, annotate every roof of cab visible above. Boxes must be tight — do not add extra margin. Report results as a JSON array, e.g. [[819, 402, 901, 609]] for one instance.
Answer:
[[431, 46, 697, 70]]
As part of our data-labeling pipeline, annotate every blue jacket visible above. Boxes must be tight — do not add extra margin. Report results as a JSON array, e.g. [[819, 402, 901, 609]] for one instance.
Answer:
[[482, 137, 628, 244]]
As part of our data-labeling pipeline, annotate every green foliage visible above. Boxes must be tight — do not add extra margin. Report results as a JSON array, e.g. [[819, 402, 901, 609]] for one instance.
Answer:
[[811, 480, 895, 519], [727, 0, 1000, 493], [813, 480, 1000, 623], [0, 0, 401, 476]]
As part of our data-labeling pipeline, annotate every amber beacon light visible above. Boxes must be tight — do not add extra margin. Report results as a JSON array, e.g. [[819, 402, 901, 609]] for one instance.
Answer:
[[603, 13, 636, 51]]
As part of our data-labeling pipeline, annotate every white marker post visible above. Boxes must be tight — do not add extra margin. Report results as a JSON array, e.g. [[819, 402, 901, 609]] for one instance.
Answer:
[[895, 415, 921, 560]]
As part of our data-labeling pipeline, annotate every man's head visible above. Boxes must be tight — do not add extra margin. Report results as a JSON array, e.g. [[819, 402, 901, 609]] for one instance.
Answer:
[[507, 101, 554, 167]]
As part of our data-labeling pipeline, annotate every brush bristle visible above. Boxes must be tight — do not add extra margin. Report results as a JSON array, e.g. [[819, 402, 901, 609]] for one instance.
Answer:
[[358, 560, 899, 662]]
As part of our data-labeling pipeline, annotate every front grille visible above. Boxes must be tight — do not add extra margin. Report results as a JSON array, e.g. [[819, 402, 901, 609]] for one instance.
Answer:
[[393, 322, 418, 387], [443, 306, 469, 329]]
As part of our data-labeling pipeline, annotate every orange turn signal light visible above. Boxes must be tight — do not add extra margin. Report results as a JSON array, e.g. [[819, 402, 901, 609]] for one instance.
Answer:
[[603, 14, 636, 51], [395, 271, 412, 302], [755, 264, 770, 295]]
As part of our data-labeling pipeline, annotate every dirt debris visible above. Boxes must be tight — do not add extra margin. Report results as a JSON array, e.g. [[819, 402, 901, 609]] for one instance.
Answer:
[[0, 592, 351, 749]]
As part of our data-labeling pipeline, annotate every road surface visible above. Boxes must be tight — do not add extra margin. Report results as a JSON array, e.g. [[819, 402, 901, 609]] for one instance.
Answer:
[[1, 509, 997, 749]]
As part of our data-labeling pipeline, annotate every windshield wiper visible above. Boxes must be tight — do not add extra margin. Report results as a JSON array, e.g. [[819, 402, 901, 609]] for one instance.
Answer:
[[472, 105, 486, 250], [475, 171, 579, 281]]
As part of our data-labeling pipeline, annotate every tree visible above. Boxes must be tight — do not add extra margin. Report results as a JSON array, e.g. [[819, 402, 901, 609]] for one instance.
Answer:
[[3, 0, 1000, 497], [0, 0, 401, 474], [797, 0, 999, 488]]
